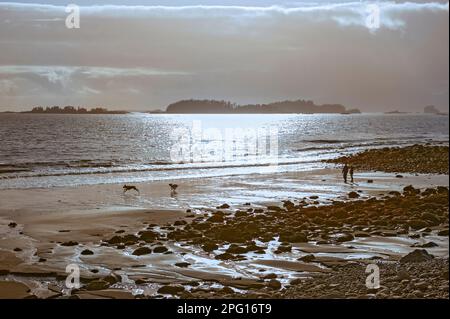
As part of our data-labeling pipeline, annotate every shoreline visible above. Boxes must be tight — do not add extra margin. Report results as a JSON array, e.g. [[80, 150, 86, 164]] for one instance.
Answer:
[[0, 165, 448, 299]]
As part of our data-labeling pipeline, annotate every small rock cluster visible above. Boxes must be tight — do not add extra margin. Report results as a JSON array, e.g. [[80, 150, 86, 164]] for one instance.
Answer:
[[326, 144, 449, 174]]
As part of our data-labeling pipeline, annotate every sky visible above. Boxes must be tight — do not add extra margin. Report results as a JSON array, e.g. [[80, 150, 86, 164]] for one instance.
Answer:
[[0, 1, 448, 112]]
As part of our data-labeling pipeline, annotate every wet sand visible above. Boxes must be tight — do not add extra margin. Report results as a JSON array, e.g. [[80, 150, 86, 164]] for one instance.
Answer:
[[0, 168, 448, 299]]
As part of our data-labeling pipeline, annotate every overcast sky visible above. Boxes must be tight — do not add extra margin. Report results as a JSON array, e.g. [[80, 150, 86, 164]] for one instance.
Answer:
[[0, 1, 448, 112]]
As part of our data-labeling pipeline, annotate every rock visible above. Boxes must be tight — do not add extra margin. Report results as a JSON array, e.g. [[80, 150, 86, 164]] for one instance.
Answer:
[[138, 230, 158, 242], [400, 249, 434, 263], [207, 215, 224, 223], [174, 220, 187, 226], [335, 233, 354, 242], [397, 270, 410, 281], [8, 222, 17, 228], [81, 249, 94, 255], [153, 246, 168, 253], [403, 185, 419, 195], [122, 234, 139, 244], [289, 278, 303, 285], [421, 213, 440, 225], [348, 191, 360, 199], [367, 180, 374, 183], [263, 273, 277, 279], [396, 175, 403, 178], [226, 244, 248, 254], [298, 254, 315, 262], [275, 244, 292, 253], [175, 262, 191, 268], [235, 211, 248, 218], [157, 285, 185, 295], [106, 236, 123, 245], [202, 242, 219, 252], [61, 241, 78, 246], [86, 280, 110, 291], [215, 228, 250, 243], [354, 232, 371, 237], [279, 232, 308, 243], [437, 229, 449, 236], [13, 247, 22, 252], [104, 273, 121, 285], [220, 286, 235, 294], [267, 279, 282, 290], [309, 196, 319, 200], [132, 247, 152, 256], [218, 204, 230, 209], [415, 281, 428, 291], [408, 220, 428, 230], [215, 253, 236, 260], [413, 242, 438, 248]]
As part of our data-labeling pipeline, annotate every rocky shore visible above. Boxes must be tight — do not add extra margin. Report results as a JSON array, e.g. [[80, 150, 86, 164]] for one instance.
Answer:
[[326, 144, 449, 174], [2, 184, 447, 299]]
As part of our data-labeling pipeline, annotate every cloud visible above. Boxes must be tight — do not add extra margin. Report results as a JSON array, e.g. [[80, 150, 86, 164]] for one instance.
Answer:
[[0, 65, 190, 83], [0, 1, 448, 111], [0, 1, 447, 31]]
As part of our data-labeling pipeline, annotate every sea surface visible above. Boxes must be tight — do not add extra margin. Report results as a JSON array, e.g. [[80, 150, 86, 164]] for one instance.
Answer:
[[0, 113, 448, 189]]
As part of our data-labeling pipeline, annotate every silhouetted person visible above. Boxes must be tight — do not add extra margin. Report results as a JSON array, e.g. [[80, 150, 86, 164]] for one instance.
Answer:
[[350, 166, 354, 183], [342, 164, 349, 183]]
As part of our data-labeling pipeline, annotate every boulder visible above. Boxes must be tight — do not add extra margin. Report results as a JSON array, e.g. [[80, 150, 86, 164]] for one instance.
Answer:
[[153, 246, 168, 253], [132, 247, 152, 256], [335, 233, 354, 242], [279, 232, 307, 243], [400, 249, 434, 263], [80, 249, 94, 255], [138, 230, 158, 242], [86, 280, 110, 291], [298, 254, 315, 262], [202, 242, 219, 252], [157, 285, 185, 295], [348, 191, 360, 199], [267, 279, 282, 290]]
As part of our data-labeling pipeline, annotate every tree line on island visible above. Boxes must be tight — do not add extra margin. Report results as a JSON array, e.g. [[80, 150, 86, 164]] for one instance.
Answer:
[[160, 99, 361, 114], [24, 106, 127, 114], [17, 99, 363, 114]]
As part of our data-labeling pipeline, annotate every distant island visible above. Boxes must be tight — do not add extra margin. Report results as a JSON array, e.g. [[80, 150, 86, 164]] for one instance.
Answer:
[[424, 105, 448, 116], [22, 106, 128, 114], [156, 99, 361, 114], [384, 110, 410, 114]]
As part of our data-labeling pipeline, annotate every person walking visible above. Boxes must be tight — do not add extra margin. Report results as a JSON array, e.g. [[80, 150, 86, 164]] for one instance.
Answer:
[[350, 165, 354, 183], [342, 163, 349, 183]]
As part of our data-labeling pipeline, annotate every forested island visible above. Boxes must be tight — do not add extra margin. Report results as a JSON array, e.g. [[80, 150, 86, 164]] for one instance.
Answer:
[[22, 106, 128, 114], [161, 99, 361, 114]]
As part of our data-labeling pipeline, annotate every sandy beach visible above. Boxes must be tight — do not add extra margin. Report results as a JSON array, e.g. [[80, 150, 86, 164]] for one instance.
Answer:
[[1, 157, 448, 299]]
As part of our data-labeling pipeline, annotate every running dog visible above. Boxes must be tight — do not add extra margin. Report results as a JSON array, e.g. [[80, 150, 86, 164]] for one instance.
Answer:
[[123, 184, 140, 194], [169, 183, 178, 196]]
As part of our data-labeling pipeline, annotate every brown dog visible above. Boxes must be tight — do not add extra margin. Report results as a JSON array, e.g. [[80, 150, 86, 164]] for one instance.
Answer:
[[123, 184, 140, 194]]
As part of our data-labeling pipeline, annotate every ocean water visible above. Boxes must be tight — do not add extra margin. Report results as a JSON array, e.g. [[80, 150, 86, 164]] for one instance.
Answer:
[[0, 113, 448, 189]]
